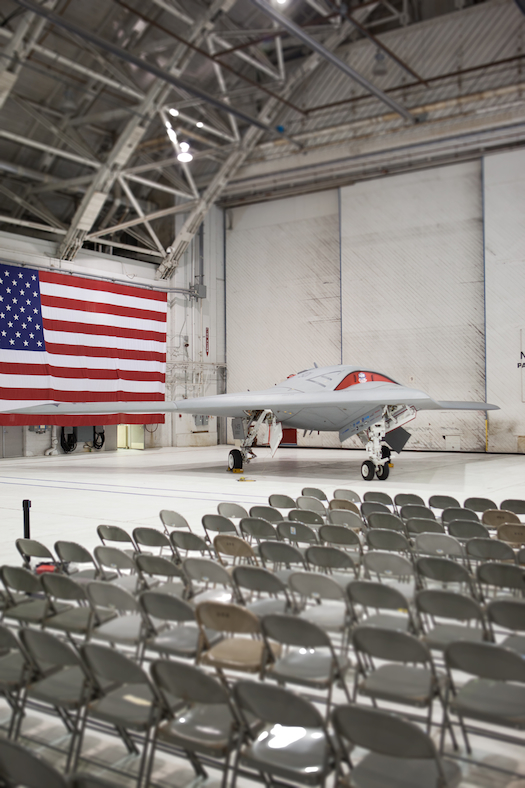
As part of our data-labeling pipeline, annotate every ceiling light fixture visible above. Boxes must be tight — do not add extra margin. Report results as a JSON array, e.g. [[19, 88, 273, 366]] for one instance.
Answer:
[[196, 121, 204, 128], [169, 108, 179, 116], [177, 141, 193, 163]]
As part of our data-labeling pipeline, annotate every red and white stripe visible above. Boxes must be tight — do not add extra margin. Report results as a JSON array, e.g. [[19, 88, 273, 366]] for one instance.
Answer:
[[0, 270, 167, 425]]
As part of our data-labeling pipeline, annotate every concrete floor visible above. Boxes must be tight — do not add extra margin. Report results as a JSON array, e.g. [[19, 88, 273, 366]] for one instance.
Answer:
[[0, 444, 525, 787]]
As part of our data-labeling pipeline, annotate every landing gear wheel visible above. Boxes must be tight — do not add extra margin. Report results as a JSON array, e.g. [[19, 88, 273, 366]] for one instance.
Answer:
[[361, 460, 376, 481], [376, 463, 390, 481], [228, 449, 243, 471]]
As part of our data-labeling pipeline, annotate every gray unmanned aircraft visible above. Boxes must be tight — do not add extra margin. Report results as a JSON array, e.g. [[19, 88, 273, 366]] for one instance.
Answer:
[[3, 364, 498, 480]]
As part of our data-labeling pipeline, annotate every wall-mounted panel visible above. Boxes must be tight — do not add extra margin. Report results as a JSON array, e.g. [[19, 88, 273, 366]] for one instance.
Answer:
[[340, 162, 486, 450]]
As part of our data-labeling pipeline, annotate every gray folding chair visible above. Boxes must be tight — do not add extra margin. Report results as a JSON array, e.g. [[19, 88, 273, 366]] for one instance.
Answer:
[[217, 502, 249, 520], [333, 488, 361, 503], [135, 554, 186, 596], [363, 491, 393, 508], [202, 514, 238, 541], [301, 487, 328, 502], [232, 681, 335, 788], [277, 520, 319, 551], [498, 522, 525, 547], [15, 538, 57, 571], [133, 527, 173, 557], [367, 512, 406, 532], [289, 508, 324, 526], [362, 551, 416, 600], [86, 581, 146, 652], [150, 660, 241, 788], [258, 541, 308, 585], [482, 508, 520, 529], [240, 517, 279, 545], [428, 495, 460, 512], [400, 504, 436, 522], [332, 704, 461, 788], [55, 541, 102, 582], [406, 518, 445, 536], [296, 496, 327, 516], [170, 530, 213, 562], [42, 573, 113, 639], [465, 537, 516, 568], [415, 557, 477, 597], [328, 499, 360, 515], [360, 501, 389, 522], [464, 496, 497, 514], [0, 739, 69, 788], [260, 614, 351, 718], [305, 545, 358, 588], [96, 524, 137, 556], [476, 561, 525, 600], [442, 507, 479, 526], [416, 589, 488, 652], [367, 529, 412, 557], [318, 524, 362, 565], [0, 625, 31, 737], [394, 493, 425, 510], [93, 546, 139, 593], [486, 598, 525, 655], [269, 494, 296, 510], [139, 590, 222, 660], [447, 520, 490, 541], [196, 602, 270, 675], [159, 509, 192, 534], [1, 566, 55, 625], [500, 498, 525, 516], [213, 534, 259, 567], [288, 572, 351, 641], [183, 557, 235, 604], [413, 533, 464, 561], [444, 640, 525, 753], [249, 505, 282, 523], [232, 565, 292, 616], [327, 509, 363, 530], [346, 580, 417, 633]]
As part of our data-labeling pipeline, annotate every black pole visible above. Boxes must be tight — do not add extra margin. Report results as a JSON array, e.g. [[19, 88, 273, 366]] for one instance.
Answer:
[[22, 499, 31, 539]]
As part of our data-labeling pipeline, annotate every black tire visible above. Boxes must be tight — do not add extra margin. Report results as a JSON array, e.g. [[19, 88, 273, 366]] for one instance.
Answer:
[[228, 449, 243, 470], [361, 460, 376, 481], [376, 463, 390, 481]]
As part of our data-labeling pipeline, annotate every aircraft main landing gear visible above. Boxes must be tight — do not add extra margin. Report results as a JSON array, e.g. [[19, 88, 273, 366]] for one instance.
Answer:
[[228, 449, 243, 471], [227, 409, 282, 473]]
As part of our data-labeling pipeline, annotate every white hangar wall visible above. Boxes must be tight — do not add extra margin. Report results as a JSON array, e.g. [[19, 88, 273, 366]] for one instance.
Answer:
[[225, 159, 494, 452], [484, 149, 525, 453]]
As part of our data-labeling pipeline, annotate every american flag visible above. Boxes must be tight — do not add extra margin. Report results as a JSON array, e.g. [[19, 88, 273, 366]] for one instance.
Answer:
[[0, 263, 167, 426]]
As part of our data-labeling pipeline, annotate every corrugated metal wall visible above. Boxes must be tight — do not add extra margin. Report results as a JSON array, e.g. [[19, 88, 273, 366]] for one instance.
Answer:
[[484, 149, 525, 453], [340, 162, 486, 451]]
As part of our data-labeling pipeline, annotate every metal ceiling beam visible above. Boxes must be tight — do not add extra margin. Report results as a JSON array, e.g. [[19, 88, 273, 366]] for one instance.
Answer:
[[247, 0, 415, 122], [0, 129, 100, 167], [87, 201, 197, 239]]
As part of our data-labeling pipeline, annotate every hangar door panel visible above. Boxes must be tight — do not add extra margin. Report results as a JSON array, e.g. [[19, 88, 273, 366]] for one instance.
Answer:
[[340, 162, 485, 451], [226, 191, 341, 447]]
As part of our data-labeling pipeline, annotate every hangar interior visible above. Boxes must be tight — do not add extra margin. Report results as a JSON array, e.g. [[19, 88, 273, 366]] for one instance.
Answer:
[[1, 0, 525, 786]]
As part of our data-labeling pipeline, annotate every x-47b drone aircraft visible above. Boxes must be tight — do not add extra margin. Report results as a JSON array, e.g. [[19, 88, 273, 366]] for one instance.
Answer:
[[4, 364, 498, 481]]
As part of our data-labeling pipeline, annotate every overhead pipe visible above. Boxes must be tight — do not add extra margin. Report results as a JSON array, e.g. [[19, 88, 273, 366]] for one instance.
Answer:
[[248, 0, 415, 123]]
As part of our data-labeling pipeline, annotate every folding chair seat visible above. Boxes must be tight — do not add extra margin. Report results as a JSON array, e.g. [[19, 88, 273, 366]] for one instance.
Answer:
[[500, 498, 525, 516], [428, 495, 460, 513], [96, 524, 137, 556], [258, 541, 308, 585], [196, 601, 275, 674], [169, 530, 213, 562], [486, 598, 525, 656], [217, 502, 249, 520], [87, 582, 146, 651], [476, 561, 525, 600], [268, 494, 296, 510], [441, 508, 479, 529], [318, 524, 362, 565], [296, 496, 327, 516], [15, 538, 57, 572], [150, 661, 245, 788], [0, 625, 31, 737], [304, 545, 358, 589], [464, 496, 497, 514], [448, 520, 490, 541], [77, 644, 166, 784], [288, 508, 324, 525], [406, 518, 445, 536], [400, 504, 436, 523], [277, 520, 319, 552], [482, 508, 520, 529], [367, 512, 406, 533], [333, 488, 361, 503], [159, 509, 192, 534], [214, 534, 259, 568], [465, 537, 516, 567], [394, 493, 425, 511], [183, 557, 236, 604], [413, 533, 464, 561], [0, 739, 69, 788], [362, 551, 417, 600], [93, 546, 139, 593], [327, 509, 363, 530], [249, 505, 282, 523], [366, 529, 412, 557], [233, 681, 336, 787], [232, 565, 292, 616], [133, 527, 173, 557], [140, 591, 222, 660], [260, 614, 351, 717], [202, 514, 238, 542], [1, 566, 64, 625], [497, 522, 525, 547], [332, 705, 461, 788], [415, 557, 477, 597], [240, 517, 278, 545], [363, 491, 393, 508], [444, 640, 525, 753], [17, 628, 89, 769], [352, 626, 453, 741], [346, 580, 417, 633], [41, 573, 114, 639], [416, 589, 488, 652], [360, 501, 389, 522], [288, 572, 351, 638], [328, 498, 360, 515], [302, 487, 328, 502], [55, 541, 102, 582], [135, 554, 186, 596]]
